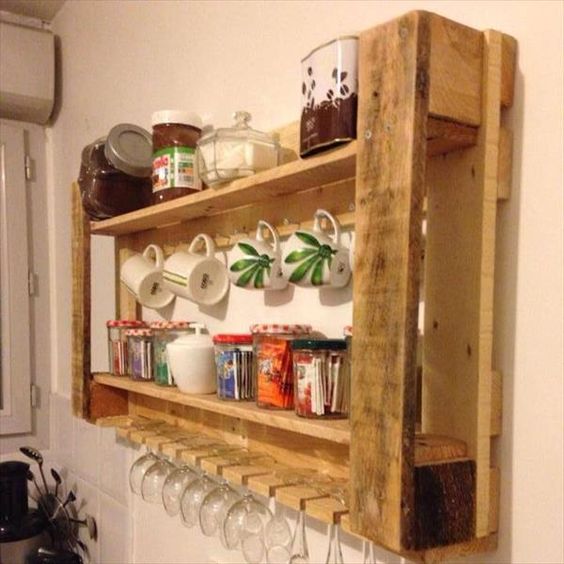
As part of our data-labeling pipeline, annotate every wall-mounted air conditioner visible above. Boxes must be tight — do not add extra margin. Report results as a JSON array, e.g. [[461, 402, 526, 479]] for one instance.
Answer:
[[0, 21, 55, 125]]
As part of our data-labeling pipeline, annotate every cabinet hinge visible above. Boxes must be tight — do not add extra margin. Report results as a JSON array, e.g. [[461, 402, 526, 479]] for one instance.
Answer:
[[30, 384, 39, 408], [25, 155, 32, 181], [28, 270, 37, 296]]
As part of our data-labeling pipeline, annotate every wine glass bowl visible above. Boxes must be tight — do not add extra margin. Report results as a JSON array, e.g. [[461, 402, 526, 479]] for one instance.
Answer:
[[162, 465, 198, 516]]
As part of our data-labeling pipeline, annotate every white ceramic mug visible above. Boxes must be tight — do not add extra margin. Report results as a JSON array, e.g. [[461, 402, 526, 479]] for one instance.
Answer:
[[228, 220, 287, 290], [281, 209, 351, 288], [163, 234, 229, 306], [120, 244, 175, 309]]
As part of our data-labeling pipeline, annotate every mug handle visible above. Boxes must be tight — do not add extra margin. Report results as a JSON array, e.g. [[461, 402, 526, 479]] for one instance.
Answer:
[[313, 209, 341, 245], [255, 220, 280, 252], [188, 233, 215, 257], [142, 244, 164, 269]]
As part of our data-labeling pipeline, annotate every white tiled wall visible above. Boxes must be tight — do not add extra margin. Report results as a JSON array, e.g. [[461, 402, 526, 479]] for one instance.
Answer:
[[50, 394, 132, 564]]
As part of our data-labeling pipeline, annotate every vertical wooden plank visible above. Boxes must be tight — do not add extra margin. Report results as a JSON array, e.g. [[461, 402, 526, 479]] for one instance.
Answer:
[[423, 30, 504, 537], [115, 234, 141, 320], [490, 370, 502, 436], [497, 128, 513, 200], [71, 182, 91, 418], [500, 34, 517, 109], [488, 467, 500, 533], [428, 14, 483, 126], [350, 11, 430, 551]]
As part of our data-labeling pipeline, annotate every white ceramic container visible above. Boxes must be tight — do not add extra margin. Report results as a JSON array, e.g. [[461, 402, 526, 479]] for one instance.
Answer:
[[166, 323, 216, 394]]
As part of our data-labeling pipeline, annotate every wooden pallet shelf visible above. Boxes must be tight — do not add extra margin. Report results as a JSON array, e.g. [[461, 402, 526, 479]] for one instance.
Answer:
[[72, 10, 516, 561], [91, 117, 476, 238]]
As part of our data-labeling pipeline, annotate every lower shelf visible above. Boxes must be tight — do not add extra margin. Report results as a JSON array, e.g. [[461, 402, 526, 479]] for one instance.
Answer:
[[93, 373, 467, 465]]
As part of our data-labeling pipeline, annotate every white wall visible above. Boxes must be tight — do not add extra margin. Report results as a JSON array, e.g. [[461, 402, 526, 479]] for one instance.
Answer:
[[46, 1, 563, 563]]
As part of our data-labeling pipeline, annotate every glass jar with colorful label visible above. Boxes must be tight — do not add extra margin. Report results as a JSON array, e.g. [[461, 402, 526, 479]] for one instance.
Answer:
[[213, 334, 254, 401], [292, 339, 348, 419], [126, 328, 154, 381], [149, 321, 194, 386], [106, 320, 147, 376], [151, 111, 203, 204], [250, 324, 312, 410]]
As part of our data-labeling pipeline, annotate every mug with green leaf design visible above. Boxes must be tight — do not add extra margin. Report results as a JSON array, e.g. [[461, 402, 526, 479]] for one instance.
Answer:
[[228, 220, 287, 290], [282, 209, 351, 288]]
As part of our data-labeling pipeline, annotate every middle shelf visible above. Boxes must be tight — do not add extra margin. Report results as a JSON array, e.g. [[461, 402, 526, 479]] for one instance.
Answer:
[[94, 373, 468, 466]]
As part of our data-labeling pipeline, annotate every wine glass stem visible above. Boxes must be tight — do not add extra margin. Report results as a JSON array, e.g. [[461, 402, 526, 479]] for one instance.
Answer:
[[290, 508, 309, 562], [325, 523, 344, 564]]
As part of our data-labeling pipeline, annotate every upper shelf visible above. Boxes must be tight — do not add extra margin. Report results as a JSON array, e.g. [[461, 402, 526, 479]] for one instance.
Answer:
[[90, 117, 476, 237]]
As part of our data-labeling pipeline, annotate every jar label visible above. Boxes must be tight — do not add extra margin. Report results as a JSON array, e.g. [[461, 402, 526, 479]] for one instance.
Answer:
[[152, 146, 197, 191]]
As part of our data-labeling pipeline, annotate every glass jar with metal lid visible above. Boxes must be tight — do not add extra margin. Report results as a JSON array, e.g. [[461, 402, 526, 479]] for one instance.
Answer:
[[148, 321, 194, 387], [292, 339, 348, 419], [250, 324, 312, 410], [106, 320, 147, 376], [78, 124, 153, 220], [151, 110, 203, 204], [126, 328, 154, 381], [196, 111, 280, 186], [213, 334, 254, 401]]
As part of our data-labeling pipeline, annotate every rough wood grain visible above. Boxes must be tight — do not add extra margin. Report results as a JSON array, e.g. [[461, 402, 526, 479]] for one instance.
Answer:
[[428, 13, 483, 126], [276, 486, 328, 512], [414, 434, 467, 466], [423, 30, 505, 537], [490, 370, 502, 436], [413, 460, 475, 549], [305, 496, 349, 524], [350, 11, 430, 551], [71, 182, 91, 418], [500, 34, 517, 108], [88, 381, 128, 421], [221, 464, 275, 486], [116, 235, 140, 320], [426, 119, 477, 156], [247, 473, 302, 498], [497, 127, 513, 200], [488, 467, 500, 533]]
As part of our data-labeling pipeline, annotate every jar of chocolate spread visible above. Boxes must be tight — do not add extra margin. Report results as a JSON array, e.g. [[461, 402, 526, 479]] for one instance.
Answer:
[[78, 124, 153, 220], [151, 111, 203, 204]]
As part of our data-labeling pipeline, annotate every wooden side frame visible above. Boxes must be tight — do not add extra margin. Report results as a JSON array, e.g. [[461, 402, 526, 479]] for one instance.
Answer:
[[350, 10, 515, 554]]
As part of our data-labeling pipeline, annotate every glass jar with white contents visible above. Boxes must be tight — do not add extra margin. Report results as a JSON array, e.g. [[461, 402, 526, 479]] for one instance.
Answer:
[[196, 111, 279, 186], [126, 328, 154, 381], [292, 339, 348, 419]]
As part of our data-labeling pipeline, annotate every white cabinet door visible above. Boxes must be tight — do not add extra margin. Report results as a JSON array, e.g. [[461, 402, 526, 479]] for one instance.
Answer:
[[0, 121, 31, 434]]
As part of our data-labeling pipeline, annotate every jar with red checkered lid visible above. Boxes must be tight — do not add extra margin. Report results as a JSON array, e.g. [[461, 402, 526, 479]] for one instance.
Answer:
[[250, 324, 312, 410]]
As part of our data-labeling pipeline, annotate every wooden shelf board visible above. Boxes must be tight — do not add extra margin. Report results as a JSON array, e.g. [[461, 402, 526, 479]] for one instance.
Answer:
[[95, 373, 469, 468], [93, 373, 351, 445], [90, 142, 357, 237], [89, 118, 476, 238]]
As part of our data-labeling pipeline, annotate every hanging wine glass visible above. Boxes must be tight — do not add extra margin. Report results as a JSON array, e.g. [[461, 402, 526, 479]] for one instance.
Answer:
[[162, 465, 198, 517], [199, 479, 241, 539], [180, 472, 217, 529]]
